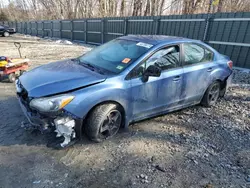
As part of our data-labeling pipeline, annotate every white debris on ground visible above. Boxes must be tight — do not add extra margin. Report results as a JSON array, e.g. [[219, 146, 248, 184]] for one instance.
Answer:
[[55, 39, 73, 44], [12, 33, 93, 48]]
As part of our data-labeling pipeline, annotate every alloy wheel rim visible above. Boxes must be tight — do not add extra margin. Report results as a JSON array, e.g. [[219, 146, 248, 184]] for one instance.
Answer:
[[208, 83, 220, 104], [99, 110, 122, 139]]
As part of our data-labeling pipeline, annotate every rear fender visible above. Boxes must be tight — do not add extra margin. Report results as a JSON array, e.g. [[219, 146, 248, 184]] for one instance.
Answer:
[[208, 64, 232, 85]]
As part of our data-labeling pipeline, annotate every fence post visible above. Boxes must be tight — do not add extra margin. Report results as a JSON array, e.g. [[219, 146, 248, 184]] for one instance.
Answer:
[[24, 22, 28, 35], [203, 17, 212, 41], [51, 21, 53, 38], [84, 19, 87, 43], [203, 0, 213, 41], [101, 19, 104, 44], [36, 21, 38, 36], [124, 18, 128, 35], [59, 20, 62, 39], [71, 20, 74, 41], [154, 16, 160, 35], [25, 22, 27, 34], [42, 21, 44, 37]]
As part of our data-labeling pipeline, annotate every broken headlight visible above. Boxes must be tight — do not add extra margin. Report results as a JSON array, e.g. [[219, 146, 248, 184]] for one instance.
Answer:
[[30, 94, 74, 112]]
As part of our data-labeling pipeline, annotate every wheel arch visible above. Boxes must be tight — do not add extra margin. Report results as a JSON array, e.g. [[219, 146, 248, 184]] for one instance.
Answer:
[[212, 75, 230, 91], [201, 78, 223, 102], [83, 100, 127, 131]]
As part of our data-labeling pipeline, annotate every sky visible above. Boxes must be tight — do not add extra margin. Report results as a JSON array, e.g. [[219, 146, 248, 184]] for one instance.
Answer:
[[1, 0, 10, 7]]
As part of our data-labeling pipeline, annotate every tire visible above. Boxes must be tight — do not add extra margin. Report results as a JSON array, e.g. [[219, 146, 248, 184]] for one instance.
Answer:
[[3, 32, 10, 37], [219, 86, 226, 98], [85, 103, 122, 142], [219, 80, 227, 98], [201, 81, 221, 107], [8, 73, 16, 83]]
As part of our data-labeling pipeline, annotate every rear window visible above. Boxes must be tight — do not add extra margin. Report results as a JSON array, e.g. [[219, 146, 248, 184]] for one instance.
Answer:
[[79, 39, 152, 74]]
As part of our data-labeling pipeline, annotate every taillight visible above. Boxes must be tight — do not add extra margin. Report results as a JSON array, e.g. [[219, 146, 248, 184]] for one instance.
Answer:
[[227, 61, 233, 69]]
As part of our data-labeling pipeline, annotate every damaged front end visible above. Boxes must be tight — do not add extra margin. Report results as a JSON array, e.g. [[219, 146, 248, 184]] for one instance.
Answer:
[[16, 80, 81, 149], [54, 116, 76, 147]]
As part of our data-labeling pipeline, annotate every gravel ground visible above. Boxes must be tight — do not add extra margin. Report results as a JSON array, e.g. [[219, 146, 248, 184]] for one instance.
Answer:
[[0, 34, 249, 188]]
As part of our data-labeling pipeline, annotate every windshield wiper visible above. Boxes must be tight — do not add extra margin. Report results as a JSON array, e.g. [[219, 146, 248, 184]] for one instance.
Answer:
[[78, 60, 104, 75]]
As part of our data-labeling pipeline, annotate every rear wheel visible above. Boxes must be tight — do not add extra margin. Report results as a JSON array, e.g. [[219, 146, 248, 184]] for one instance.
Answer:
[[85, 103, 122, 142], [201, 81, 220, 107], [8, 73, 16, 83], [3, 32, 10, 37]]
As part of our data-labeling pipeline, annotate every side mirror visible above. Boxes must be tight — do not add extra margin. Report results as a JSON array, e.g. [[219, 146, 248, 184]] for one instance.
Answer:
[[142, 65, 161, 82]]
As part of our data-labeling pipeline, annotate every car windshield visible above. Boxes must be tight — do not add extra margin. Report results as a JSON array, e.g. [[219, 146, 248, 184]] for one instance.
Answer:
[[78, 39, 153, 74]]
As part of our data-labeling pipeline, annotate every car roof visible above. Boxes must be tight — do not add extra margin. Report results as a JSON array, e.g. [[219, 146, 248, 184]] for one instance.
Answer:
[[118, 35, 199, 45]]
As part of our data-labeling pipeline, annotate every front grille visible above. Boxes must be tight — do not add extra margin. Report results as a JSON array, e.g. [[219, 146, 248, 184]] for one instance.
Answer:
[[17, 82, 30, 109]]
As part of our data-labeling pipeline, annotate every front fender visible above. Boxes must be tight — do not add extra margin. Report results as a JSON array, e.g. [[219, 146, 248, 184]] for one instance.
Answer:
[[64, 79, 132, 126]]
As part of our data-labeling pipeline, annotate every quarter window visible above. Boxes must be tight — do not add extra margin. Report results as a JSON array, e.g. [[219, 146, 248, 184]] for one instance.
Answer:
[[183, 43, 213, 65]]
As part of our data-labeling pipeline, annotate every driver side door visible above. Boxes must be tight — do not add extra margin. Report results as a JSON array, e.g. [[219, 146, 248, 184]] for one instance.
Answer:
[[129, 45, 183, 121]]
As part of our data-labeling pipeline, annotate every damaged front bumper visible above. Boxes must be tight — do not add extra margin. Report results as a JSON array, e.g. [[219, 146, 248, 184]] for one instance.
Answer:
[[17, 96, 83, 148]]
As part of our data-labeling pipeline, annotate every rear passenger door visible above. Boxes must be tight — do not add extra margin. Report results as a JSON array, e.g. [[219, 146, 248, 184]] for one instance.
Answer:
[[181, 43, 216, 104]]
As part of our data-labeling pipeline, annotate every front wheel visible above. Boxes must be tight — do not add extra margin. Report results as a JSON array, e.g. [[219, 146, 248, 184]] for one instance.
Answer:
[[85, 103, 122, 142], [201, 81, 221, 107]]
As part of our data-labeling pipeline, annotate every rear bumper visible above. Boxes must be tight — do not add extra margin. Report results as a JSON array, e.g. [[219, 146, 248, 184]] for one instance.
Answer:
[[7, 29, 16, 34]]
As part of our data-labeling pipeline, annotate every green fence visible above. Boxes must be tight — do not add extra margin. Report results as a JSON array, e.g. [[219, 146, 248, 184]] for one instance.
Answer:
[[1, 12, 250, 68]]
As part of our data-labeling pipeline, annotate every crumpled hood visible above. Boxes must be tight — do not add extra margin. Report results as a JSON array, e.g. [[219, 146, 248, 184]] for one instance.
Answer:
[[19, 59, 106, 97]]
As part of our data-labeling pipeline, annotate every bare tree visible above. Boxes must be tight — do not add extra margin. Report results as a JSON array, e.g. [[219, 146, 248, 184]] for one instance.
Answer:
[[1, 0, 250, 21]]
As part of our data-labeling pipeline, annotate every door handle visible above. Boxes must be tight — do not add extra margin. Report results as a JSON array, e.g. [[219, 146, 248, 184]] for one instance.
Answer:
[[207, 68, 213, 72], [173, 75, 181, 81]]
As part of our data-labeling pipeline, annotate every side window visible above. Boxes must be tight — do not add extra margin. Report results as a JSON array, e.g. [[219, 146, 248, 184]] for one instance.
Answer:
[[183, 43, 213, 65], [129, 45, 180, 79], [146, 45, 180, 70]]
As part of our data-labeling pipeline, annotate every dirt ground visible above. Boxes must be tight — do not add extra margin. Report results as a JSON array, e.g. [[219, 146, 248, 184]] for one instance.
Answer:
[[0, 34, 249, 188]]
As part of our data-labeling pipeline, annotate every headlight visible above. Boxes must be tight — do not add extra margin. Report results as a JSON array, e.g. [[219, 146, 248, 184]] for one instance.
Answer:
[[30, 94, 74, 112]]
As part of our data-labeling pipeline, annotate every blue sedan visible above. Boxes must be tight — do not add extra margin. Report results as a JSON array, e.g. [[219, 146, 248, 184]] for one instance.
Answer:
[[16, 35, 233, 148]]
